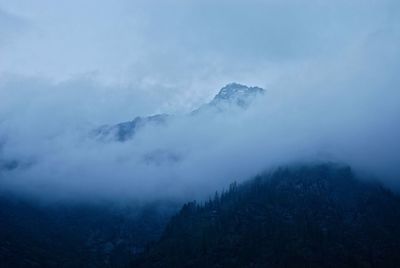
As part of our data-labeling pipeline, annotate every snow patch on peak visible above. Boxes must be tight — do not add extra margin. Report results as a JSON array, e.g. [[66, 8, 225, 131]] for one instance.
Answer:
[[211, 83, 265, 107]]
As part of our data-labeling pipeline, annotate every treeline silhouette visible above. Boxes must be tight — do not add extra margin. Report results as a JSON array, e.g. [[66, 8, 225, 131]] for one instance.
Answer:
[[134, 164, 400, 268]]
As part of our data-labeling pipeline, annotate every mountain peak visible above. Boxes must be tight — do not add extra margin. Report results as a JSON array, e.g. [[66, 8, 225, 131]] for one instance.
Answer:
[[214, 83, 264, 100], [211, 83, 265, 107], [96, 83, 265, 142]]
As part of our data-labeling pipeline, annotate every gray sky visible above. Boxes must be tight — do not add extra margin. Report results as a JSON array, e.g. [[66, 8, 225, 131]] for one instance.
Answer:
[[1, 0, 398, 107], [0, 0, 399, 201]]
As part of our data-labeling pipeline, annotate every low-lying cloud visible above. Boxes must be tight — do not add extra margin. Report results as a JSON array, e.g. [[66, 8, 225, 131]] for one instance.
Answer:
[[0, 0, 399, 202]]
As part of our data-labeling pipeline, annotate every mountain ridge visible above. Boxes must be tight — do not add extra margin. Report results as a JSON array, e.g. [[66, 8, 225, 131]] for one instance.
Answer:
[[95, 83, 265, 142], [133, 163, 400, 268]]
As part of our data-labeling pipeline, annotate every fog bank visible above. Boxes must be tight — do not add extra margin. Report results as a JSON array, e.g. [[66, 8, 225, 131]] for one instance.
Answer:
[[0, 0, 399, 202]]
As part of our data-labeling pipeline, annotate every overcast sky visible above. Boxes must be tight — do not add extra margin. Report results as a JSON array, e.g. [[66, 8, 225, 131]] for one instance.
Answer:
[[0, 0, 399, 202], [1, 0, 398, 111]]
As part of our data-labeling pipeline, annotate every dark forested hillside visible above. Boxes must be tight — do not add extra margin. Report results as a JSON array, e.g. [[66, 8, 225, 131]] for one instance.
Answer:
[[2, 164, 400, 268], [0, 197, 176, 268], [133, 164, 400, 268]]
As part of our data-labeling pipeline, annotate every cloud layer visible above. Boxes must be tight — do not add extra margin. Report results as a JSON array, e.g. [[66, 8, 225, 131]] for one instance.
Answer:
[[0, 0, 399, 202]]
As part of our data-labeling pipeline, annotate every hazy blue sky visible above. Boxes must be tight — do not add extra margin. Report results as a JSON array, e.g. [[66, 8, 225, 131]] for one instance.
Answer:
[[0, 0, 399, 201]]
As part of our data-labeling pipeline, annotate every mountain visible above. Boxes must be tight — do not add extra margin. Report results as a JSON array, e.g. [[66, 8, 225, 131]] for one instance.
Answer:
[[96, 114, 169, 142], [209, 83, 265, 108], [133, 164, 400, 268], [0, 197, 177, 268], [95, 83, 265, 142], [2, 163, 400, 267]]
